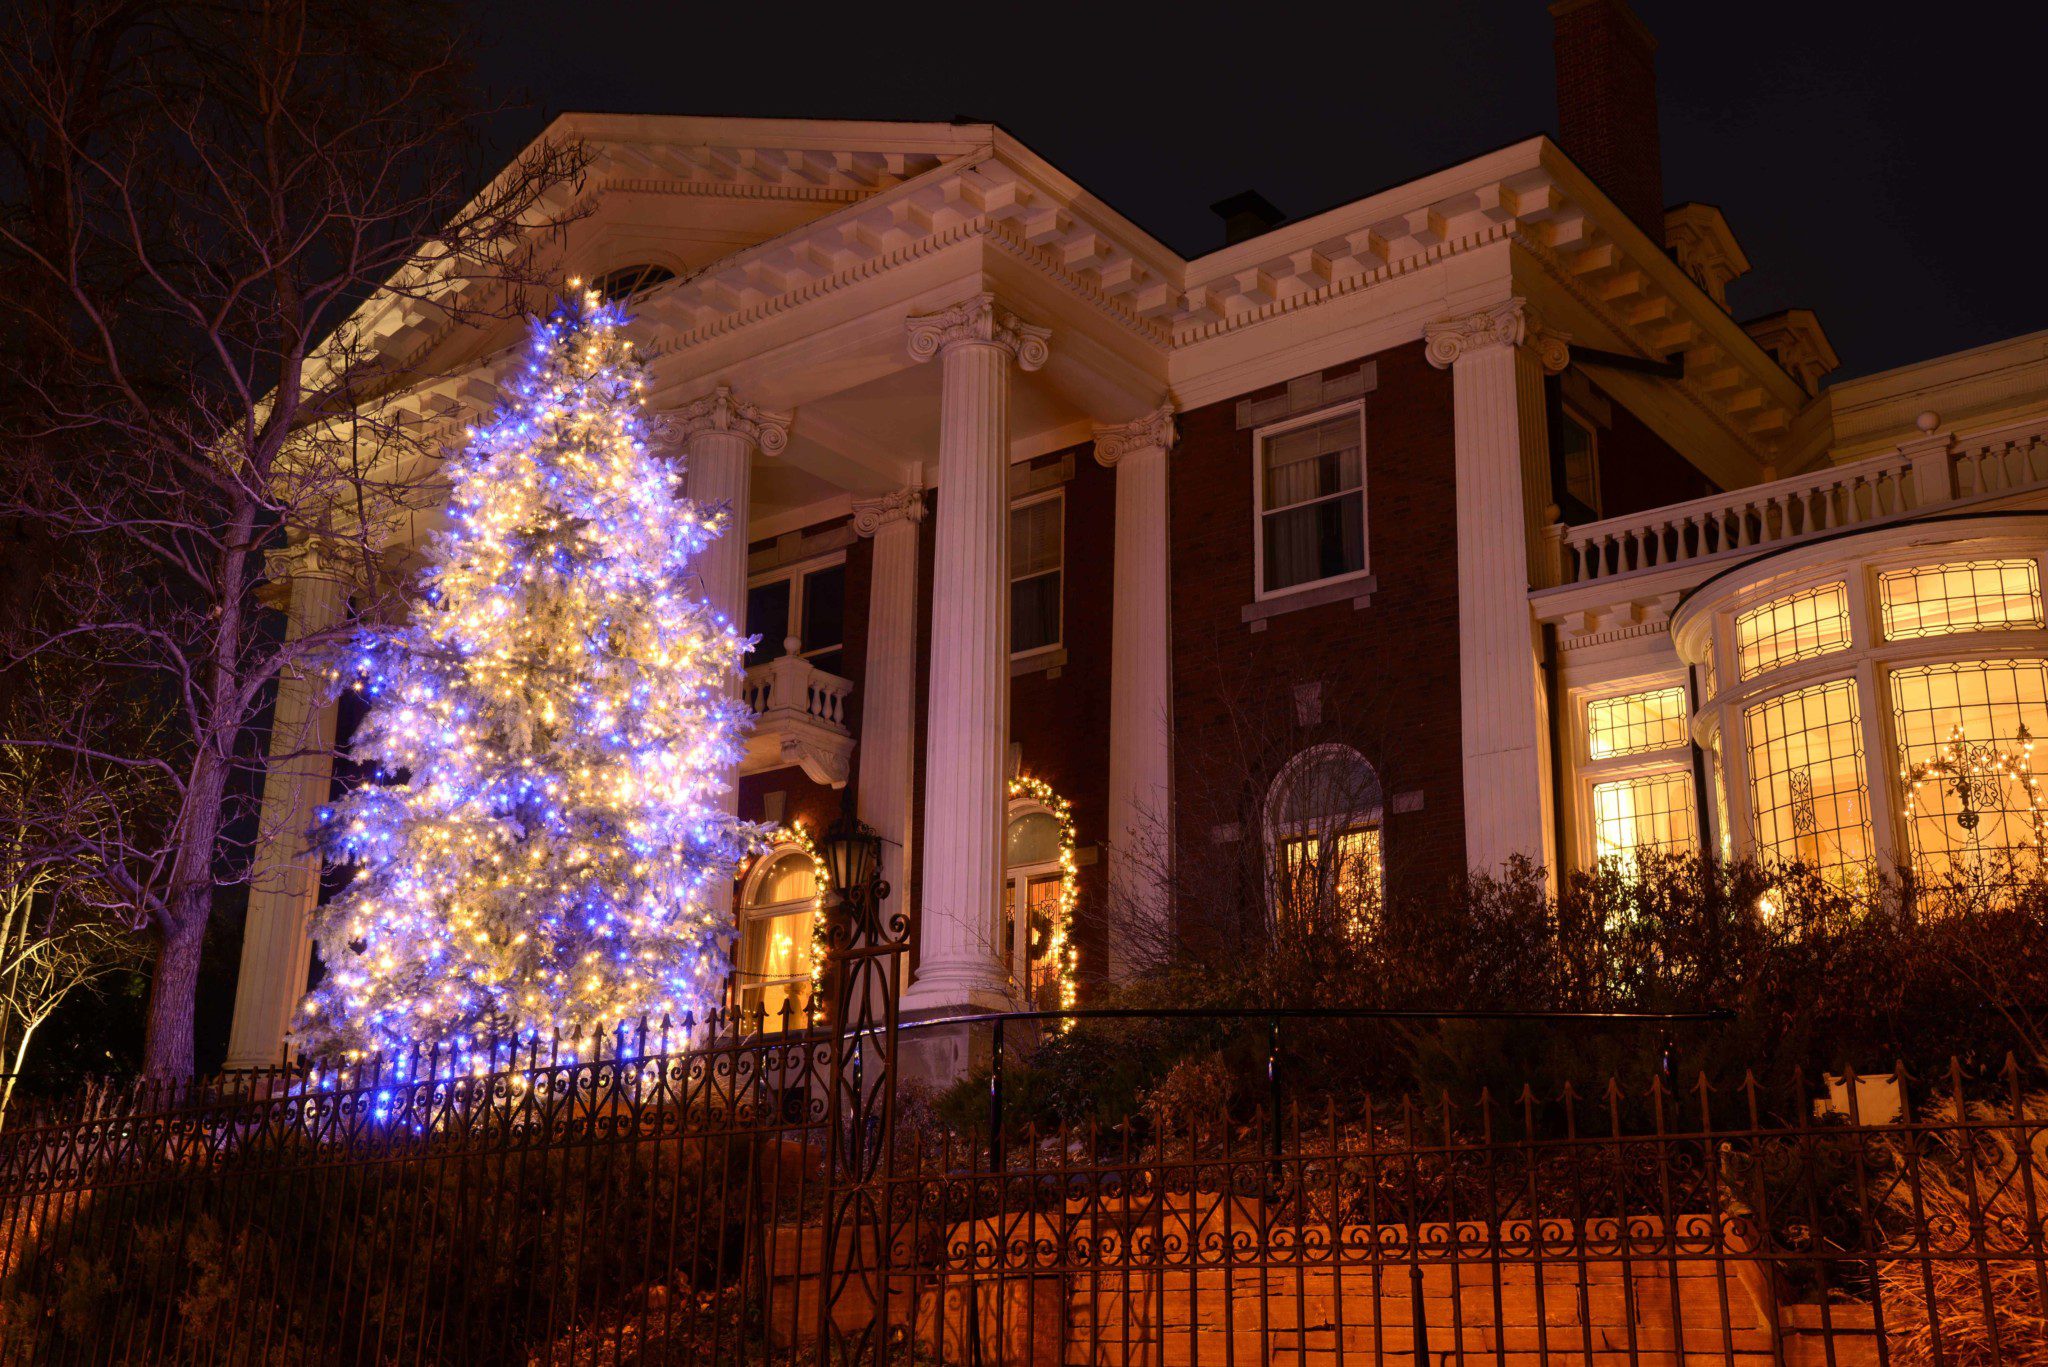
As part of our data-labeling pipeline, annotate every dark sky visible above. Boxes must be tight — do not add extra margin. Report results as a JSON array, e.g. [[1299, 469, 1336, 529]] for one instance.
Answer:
[[471, 2, 2046, 384]]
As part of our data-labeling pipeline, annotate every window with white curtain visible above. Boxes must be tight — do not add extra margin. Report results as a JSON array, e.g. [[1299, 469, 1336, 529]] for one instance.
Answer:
[[1010, 491, 1063, 656], [1256, 408, 1367, 597]]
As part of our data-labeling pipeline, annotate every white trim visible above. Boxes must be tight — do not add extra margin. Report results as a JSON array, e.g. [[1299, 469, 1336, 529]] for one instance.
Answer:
[[1251, 401, 1370, 603]]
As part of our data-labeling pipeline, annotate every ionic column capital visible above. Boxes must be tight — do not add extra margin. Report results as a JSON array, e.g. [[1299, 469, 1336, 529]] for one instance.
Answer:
[[1092, 403, 1178, 468], [906, 293, 1051, 371], [1424, 298, 1570, 375], [851, 487, 927, 537], [672, 384, 791, 455]]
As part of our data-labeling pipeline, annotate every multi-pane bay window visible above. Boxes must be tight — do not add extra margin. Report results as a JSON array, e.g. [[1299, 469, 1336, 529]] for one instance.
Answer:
[[1010, 491, 1063, 656], [1734, 582, 1852, 680], [1577, 684, 1698, 868], [1743, 678, 1871, 880], [745, 557, 846, 677], [1256, 408, 1366, 596], [1891, 658, 2048, 885], [1880, 560, 2044, 641]]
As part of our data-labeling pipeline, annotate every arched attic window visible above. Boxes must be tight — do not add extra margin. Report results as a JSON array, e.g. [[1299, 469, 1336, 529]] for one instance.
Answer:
[[591, 263, 677, 305], [1263, 743, 1385, 935]]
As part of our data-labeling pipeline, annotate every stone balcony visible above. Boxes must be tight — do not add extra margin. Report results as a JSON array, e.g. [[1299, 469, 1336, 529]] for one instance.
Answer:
[[740, 638, 855, 787]]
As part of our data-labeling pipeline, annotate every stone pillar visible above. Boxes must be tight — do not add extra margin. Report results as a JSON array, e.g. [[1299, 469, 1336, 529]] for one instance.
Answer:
[[675, 385, 791, 932], [225, 558, 350, 1069], [1093, 404, 1177, 978], [851, 488, 926, 941], [1425, 298, 1569, 878], [902, 294, 1049, 1012]]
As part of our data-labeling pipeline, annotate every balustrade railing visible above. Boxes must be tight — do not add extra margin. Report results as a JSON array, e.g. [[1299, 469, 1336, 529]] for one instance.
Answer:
[[1552, 417, 2048, 587], [743, 647, 853, 730]]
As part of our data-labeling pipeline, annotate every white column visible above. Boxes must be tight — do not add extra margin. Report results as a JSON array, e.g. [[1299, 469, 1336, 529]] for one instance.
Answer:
[[1094, 404, 1177, 978], [675, 386, 791, 935], [902, 294, 1049, 1011], [676, 385, 790, 633], [225, 559, 349, 1069], [851, 488, 925, 942], [1425, 298, 1569, 877]]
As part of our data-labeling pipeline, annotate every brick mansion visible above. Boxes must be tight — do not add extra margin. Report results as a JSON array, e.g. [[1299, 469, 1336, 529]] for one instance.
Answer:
[[225, 0, 2048, 1072]]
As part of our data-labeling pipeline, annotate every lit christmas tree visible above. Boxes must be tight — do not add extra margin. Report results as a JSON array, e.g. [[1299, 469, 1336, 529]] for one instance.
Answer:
[[296, 290, 758, 1065]]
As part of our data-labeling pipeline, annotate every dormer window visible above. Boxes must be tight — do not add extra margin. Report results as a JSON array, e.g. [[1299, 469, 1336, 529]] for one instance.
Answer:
[[591, 263, 677, 305]]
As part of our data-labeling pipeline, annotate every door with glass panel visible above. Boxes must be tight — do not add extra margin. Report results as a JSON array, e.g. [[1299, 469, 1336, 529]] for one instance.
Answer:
[[734, 848, 818, 1028], [1002, 808, 1063, 1006]]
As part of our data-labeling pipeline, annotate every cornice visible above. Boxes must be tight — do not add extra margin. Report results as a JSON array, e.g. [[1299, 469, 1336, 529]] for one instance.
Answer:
[[1092, 403, 1178, 467], [671, 384, 791, 455], [905, 293, 1051, 370], [600, 176, 874, 206]]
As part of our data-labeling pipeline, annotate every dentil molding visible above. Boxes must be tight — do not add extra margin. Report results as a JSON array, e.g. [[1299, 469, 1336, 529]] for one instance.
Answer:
[[905, 293, 1051, 371], [851, 487, 927, 536], [1092, 403, 1178, 468], [672, 384, 792, 455], [1424, 298, 1570, 375]]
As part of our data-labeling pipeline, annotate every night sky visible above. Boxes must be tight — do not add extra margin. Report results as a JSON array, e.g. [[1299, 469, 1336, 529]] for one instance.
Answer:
[[471, 2, 2046, 384]]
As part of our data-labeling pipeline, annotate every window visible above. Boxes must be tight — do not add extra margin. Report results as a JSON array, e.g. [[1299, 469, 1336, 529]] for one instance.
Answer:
[[1010, 491, 1062, 656], [1555, 408, 1600, 519], [1890, 659, 2048, 886], [734, 848, 818, 1027], [745, 558, 846, 677], [1743, 678, 1871, 880], [1577, 684, 1697, 870], [1257, 409, 1366, 596], [1264, 744, 1384, 933], [1880, 560, 2044, 641], [1735, 582, 1853, 680], [1586, 686, 1690, 759], [1591, 773, 1698, 866], [591, 263, 677, 304], [1002, 807, 1065, 1006]]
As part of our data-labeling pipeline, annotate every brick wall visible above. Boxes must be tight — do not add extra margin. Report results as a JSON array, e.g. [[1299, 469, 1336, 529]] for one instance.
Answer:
[[1551, 0, 1663, 238], [1009, 446, 1115, 991], [1169, 342, 1467, 950], [1592, 379, 1720, 518]]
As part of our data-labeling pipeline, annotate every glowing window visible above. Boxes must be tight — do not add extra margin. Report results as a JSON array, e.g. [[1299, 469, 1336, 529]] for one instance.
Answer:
[[1890, 659, 2048, 886], [1735, 583, 1853, 680], [1743, 678, 1871, 879], [1279, 829, 1384, 931], [1879, 560, 2044, 641], [1710, 736, 1733, 860], [1266, 744, 1384, 932], [1587, 686, 1690, 759], [735, 849, 817, 1026], [1591, 772, 1698, 868]]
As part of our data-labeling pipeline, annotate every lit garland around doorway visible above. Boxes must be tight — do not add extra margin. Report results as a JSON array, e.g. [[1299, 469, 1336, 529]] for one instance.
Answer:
[[755, 822, 830, 1007], [1008, 773, 1079, 1028]]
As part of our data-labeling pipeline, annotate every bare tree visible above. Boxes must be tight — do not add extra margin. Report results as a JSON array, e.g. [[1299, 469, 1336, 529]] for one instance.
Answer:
[[0, 0, 588, 1075]]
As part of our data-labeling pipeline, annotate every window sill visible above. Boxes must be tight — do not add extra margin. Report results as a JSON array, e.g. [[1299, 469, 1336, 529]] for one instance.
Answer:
[[1242, 574, 1377, 631], [1011, 646, 1067, 678]]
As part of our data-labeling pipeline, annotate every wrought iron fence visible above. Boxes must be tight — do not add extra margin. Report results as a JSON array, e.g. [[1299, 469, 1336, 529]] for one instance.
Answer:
[[0, 1011, 2042, 1366]]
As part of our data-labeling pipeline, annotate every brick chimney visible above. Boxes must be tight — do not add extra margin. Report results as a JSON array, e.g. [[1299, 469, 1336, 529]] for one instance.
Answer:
[[1550, 0, 1663, 238]]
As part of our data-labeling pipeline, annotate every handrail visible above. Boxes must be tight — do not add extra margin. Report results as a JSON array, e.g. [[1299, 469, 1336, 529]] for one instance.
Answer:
[[742, 649, 853, 728], [1549, 414, 2048, 587]]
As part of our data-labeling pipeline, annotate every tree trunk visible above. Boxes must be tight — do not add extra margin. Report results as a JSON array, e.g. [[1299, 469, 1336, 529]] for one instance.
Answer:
[[141, 914, 205, 1078]]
